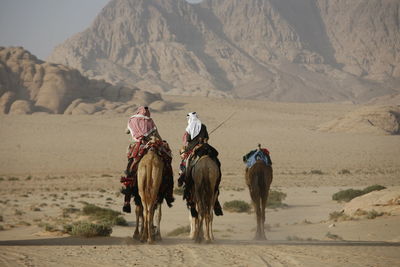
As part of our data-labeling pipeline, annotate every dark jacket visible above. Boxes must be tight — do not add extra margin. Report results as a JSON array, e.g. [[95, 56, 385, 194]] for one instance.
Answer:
[[187, 124, 209, 151]]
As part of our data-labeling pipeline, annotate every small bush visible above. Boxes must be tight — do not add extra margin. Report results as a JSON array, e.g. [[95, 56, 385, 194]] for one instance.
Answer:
[[338, 169, 351, 175], [174, 187, 184, 196], [326, 232, 343, 241], [366, 210, 384, 219], [0, 225, 4, 231], [332, 185, 387, 202], [223, 200, 251, 213], [267, 190, 287, 208], [0, 215, 3, 222], [332, 189, 364, 202], [362, 185, 386, 194], [82, 203, 127, 226], [167, 225, 190, 236], [329, 211, 352, 221], [8, 177, 19, 181], [70, 221, 112, 237]]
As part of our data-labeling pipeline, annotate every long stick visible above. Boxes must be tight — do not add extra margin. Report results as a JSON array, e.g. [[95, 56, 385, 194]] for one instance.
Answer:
[[209, 111, 236, 135]]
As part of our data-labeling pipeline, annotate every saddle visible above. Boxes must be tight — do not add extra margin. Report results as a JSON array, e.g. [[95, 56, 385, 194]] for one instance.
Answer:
[[121, 136, 174, 207], [243, 147, 272, 168]]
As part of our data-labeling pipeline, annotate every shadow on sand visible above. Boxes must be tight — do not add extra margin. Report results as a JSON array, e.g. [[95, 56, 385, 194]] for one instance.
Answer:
[[1, 237, 399, 247]]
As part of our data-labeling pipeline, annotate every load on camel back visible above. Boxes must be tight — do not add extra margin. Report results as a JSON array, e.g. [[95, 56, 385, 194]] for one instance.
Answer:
[[178, 112, 223, 218], [120, 106, 174, 214]]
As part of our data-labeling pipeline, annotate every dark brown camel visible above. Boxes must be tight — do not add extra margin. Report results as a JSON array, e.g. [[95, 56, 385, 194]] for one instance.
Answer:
[[245, 159, 273, 240], [190, 155, 220, 243]]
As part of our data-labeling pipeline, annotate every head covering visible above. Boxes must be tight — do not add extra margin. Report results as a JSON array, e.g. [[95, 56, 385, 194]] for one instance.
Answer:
[[186, 112, 202, 139], [127, 106, 156, 139]]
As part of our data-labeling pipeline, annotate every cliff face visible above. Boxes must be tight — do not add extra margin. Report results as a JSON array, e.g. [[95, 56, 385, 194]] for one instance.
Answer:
[[48, 0, 400, 102], [0, 47, 163, 114]]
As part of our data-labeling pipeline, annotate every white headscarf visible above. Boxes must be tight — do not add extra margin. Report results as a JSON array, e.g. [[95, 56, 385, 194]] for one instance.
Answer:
[[186, 112, 202, 139]]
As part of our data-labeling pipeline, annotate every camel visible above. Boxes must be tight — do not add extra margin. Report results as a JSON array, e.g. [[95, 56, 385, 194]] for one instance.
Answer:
[[136, 144, 164, 243], [245, 158, 273, 240], [190, 155, 220, 243]]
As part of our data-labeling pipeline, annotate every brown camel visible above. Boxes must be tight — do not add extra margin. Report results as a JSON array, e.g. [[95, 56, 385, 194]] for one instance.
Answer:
[[190, 155, 220, 243], [245, 160, 273, 240], [137, 145, 164, 243]]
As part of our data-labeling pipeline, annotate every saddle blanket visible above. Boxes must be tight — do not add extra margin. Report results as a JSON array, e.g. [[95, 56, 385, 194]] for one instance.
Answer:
[[243, 148, 271, 168]]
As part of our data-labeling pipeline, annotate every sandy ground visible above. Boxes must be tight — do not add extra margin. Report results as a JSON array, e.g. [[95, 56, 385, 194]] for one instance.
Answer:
[[1, 96, 399, 266]]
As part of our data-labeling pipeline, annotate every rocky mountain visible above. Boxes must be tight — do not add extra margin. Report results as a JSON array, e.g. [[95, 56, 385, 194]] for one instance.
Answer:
[[0, 47, 166, 114], [48, 0, 400, 102]]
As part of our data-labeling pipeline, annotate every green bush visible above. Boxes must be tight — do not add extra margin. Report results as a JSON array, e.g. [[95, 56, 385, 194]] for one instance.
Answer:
[[332, 189, 364, 202], [223, 200, 251, 213], [362, 185, 386, 194], [267, 190, 287, 208], [332, 185, 386, 202], [174, 187, 184, 196], [329, 211, 352, 221], [82, 204, 127, 226], [366, 210, 384, 219], [70, 221, 112, 237]]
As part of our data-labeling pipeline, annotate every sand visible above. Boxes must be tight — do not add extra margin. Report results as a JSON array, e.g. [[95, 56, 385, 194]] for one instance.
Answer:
[[1, 96, 399, 266]]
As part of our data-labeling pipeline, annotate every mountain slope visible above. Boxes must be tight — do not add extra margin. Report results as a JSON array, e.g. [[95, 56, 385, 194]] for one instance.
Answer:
[[48, 0, 400, 102]]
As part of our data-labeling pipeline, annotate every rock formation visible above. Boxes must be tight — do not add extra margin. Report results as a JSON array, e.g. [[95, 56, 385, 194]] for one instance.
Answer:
[[48, 0, 400, 102], [317, 105, 400, 135], [0, 47, 165, 114]]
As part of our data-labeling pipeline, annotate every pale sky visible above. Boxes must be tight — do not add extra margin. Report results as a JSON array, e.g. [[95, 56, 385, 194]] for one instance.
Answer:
[[0, 0, 203, 60]]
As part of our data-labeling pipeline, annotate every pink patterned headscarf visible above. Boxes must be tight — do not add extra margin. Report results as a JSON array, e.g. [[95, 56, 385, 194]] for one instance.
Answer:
[[127, 106, 157, 140]]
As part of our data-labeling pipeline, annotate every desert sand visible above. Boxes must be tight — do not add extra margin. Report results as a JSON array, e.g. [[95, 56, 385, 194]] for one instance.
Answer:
[[1, 96, 399, 266]]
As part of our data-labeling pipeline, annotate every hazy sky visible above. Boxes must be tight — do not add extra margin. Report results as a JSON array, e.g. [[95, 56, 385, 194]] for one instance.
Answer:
[[0, 0, 202, 60]]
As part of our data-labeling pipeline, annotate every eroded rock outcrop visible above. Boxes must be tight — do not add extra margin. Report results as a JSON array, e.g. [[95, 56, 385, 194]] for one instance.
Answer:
[[0, 47, 165, 114], [317, 105, 400, 135]]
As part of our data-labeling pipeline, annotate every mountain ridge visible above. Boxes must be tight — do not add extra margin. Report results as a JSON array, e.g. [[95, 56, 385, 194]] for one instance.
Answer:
[[47, 0, 400, 103]]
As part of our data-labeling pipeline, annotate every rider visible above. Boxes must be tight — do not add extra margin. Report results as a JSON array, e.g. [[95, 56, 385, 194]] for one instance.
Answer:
[[178, 112, 223, 216], [122, 106, 173, 213]]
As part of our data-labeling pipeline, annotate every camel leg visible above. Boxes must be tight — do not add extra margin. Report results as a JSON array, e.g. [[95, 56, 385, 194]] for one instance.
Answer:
[[154, 204, 162, 241], [189, 213, 196, 240], [204, 210, 212, 243], [195, 212, 204, 243], [260, 189, 269, 240], [133, 204, 143, 240], [210, 212, 214, 241], [254, 199, 262, 240], [141, 203, 148, 242]]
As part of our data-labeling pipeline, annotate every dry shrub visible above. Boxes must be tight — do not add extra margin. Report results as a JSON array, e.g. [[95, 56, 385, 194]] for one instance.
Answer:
[[223, 200, 251, 213], [167, 225, 190, 236], [69, 221, 112, 237], [329, 211, 353, 222], [174, 187, 184, 196], [332, 185, 386, 202], [326, 232, 343, 241], [82, 204, 128, 226], [267, 190, 287, 208]]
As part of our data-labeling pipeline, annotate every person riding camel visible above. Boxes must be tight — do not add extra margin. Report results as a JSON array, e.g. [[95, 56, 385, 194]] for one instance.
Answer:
[[178, 112, 223, 216], [121, 106, 174, 213]]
